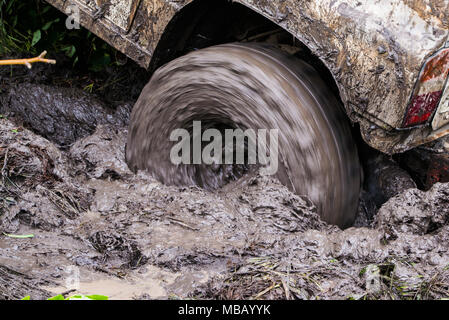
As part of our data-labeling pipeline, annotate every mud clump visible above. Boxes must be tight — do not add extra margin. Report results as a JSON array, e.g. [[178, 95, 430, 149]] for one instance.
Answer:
[[0, 265, 53, 300], [0, 120, 90, 234], [0, 113, 448, 299], [88, 231, 148, 269], [0, 83, 131, 147], [376, 184, 449, 240], [366, 154, 417, 204], [69, 125, 130, 180]]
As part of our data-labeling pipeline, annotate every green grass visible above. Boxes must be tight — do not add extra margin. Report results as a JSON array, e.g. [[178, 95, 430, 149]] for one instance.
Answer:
[[22, 294, 109, 300]]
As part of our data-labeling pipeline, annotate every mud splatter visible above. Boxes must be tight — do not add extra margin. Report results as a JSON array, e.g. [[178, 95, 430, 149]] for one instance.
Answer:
[[0, 83, 131, 147], [0, 117, 447, 299]]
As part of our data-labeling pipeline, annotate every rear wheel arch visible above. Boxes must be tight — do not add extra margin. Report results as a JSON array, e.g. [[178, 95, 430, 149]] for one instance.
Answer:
[[148, 0, 345, 112]]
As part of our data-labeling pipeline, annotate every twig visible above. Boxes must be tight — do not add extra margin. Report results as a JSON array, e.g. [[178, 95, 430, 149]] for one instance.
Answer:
[[0, 51, 56, 69], [252, 283, 280, 300], [281, 277, 291, 300], [60, 289, 76, 298], [1, 148, 9, 184], [167, 217, 200, 231]]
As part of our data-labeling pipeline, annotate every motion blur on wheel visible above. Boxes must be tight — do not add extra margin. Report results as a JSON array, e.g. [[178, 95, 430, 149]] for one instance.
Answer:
[[125, 43, 362, 228]]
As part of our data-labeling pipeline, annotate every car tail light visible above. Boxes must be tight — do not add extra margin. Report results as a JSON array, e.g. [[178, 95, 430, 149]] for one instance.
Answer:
[[402, 48, 449, 128]]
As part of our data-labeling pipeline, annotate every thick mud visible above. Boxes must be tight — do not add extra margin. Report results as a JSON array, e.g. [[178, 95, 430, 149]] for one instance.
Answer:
[[0, 53, 448, 299], [0, 102, 448, 299], [1, 83, 131, 147]]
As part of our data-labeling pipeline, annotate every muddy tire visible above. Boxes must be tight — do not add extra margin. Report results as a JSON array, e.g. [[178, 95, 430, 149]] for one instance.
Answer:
[[126, 43, 361, 228]]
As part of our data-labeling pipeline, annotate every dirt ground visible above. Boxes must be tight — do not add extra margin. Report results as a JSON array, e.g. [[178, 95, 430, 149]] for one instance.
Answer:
[[0, 65, 448, 300]]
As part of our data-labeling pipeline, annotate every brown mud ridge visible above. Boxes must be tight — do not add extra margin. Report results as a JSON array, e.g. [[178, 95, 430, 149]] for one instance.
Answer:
[[0, 84, 448, 300]]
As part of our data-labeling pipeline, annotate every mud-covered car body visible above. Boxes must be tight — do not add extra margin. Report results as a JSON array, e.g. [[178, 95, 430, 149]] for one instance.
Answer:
[[46, 0, 449, 154]]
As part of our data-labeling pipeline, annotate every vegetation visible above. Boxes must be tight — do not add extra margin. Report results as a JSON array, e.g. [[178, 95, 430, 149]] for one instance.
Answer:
[[0, 0, 123, 72], [22, 294, 109, 300], [0, 50, 56, 68], [0, 0, 148, 102], [194, 257, 449, 300]]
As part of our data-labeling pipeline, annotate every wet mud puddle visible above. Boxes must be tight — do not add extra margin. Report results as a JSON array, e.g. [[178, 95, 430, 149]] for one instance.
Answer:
[[0, 83, 448, 300], [43, 265, 211, 300]]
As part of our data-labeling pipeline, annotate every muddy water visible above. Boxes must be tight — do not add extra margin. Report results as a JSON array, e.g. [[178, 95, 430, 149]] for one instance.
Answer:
[[0, 114, 448, 299]]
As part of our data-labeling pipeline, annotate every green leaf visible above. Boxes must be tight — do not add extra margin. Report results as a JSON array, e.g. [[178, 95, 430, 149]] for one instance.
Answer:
[[3, 233, 34, 239], [41, 5, 52, 15], [47, 294, 65, 300], [62, 45, 76, 58], [42, 22, 52, 31], [66, 295, 88, 300], [67, 294, 109, 300], [21, 296, 30, 300], [83, 83, 94, 93], [85, 295, 108, 300], [31, 30, 41, 46], [6, 0, 15, 12], [44, 294, 109, 300], [42, 19, 59, 31], [88, 52, 111, 72]]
